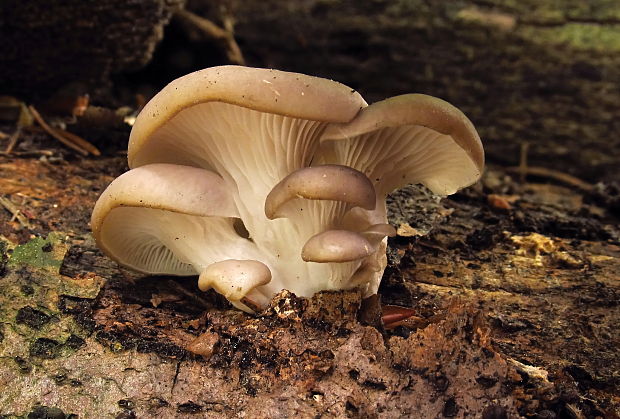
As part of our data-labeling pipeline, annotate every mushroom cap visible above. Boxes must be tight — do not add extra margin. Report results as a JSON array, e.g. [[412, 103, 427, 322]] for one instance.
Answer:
[[360, 223, 397, 243], [322, 94, 483, 172], [91, 164, 238, 230], [302, 230, 374, 263], [320, 94, 484, 196], [264, 164, 376, 219], [91, 163, 239, 274], [128, 65, 367, 168], [198, 259, 272, 301]]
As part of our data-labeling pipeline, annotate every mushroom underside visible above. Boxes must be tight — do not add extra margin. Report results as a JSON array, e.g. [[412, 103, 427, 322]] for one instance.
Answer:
[[98, 206, 258, 275], [94, 71, 483, 312], [317, 124, 481, 198]]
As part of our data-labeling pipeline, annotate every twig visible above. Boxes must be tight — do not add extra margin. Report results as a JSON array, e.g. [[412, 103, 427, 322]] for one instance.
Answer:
[[55, 127, 100, 156], [4, 127, 21, 153], [506, 166, 594, 192], [518, 142, 529, 184], [0, 150, 55, 157], [175, 9, 245, 65], [24, 115, 100, 156], [512, 141, 593, 191], [28, 105, 88, 156], [0, 195, 32, 229]]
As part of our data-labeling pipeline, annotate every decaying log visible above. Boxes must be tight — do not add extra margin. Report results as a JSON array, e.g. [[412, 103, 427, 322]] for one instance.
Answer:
[[0, 0, 185, 100], [0, 1, 619, 416], [0, 155, 617, 417]]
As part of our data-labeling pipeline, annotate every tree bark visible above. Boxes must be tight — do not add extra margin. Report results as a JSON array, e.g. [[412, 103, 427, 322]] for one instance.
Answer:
[[0, 0, 184, 100]]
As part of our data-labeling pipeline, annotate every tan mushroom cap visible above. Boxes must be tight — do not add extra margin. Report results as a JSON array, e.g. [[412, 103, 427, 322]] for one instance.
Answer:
[[91, 164, 238, 269], [198, 259, 272, 301], [92, 164, 238, 233], [128, 66, 367, 168], [302, 230, 374, 263], [265, 165, 376, 219], [322, 94, 484, 174]]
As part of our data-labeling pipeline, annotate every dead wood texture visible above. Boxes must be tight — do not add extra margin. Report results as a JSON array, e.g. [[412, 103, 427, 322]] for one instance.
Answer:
[[0, 1, 619, 417], [0, 154, 618, 418]]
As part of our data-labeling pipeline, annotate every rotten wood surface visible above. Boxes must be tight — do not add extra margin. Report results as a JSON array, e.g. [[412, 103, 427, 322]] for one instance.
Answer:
[[0, 149, 617, 417], [0, 0, 185, 101]]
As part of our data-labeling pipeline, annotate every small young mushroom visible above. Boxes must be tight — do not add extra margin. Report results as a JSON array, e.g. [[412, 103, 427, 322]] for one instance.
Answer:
[[198, 259, 272, 311], [301, 230, 374, 263], [92, 66, 483, 312], [264, 165, 376, 219]]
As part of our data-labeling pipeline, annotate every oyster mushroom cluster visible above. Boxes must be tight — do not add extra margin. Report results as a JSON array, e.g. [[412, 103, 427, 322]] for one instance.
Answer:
[[91, 66, 483, 312]]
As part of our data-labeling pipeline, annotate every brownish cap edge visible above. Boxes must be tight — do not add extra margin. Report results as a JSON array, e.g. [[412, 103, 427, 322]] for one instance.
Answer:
[[360, 223, 397, 245], [321, 94, 484, 173], [128, 65, 367, 168], [363, 223, 397, 237]]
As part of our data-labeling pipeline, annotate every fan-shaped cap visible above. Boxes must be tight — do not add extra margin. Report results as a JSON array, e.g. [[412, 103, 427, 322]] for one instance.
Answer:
[[91, 164, 239, 274], [128, 66, 367, 168], [320, 94, 484, 196]]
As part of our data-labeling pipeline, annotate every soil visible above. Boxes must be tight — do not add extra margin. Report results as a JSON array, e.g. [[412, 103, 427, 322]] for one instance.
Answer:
[[0, 131, 618, 417]]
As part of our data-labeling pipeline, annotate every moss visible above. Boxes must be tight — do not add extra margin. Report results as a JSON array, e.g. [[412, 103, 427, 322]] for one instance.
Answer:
[[467, 0, 620, 21], [64, 334, 85, 350], [29, 338, 62, 359], [7, 233, 66, 272], [58, 276, 105, 299]]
